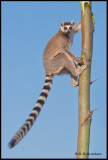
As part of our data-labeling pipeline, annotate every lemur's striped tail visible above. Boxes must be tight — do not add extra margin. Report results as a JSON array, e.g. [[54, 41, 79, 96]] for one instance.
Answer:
[[9, 74, 53, 148]]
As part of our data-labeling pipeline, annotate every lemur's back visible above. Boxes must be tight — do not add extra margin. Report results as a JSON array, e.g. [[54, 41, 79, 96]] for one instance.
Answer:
[[43, 29, 69, 70]]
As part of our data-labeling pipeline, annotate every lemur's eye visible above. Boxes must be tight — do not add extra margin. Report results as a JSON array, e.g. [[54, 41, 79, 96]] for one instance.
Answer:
[[69, 27, 72, 30], [64, 27, 67, 30]]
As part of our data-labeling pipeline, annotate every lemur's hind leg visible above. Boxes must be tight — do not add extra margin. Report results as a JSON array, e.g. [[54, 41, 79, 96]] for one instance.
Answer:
[[46, 53, 87, 77], [45, 53, 67, 75]]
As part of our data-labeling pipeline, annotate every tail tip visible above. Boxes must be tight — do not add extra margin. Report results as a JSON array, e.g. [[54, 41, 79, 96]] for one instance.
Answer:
[[8, 139, 16, 149]]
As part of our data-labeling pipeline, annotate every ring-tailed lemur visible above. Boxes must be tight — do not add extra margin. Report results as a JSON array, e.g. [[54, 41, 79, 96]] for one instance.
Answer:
[[9, 21, 87, 148]]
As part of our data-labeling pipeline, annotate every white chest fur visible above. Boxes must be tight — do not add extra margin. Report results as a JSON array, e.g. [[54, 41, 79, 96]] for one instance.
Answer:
[[67, 32, 74, 50]]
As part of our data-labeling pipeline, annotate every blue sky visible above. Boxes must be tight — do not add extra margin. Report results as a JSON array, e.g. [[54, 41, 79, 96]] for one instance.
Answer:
[[1, 1, 106, 158]]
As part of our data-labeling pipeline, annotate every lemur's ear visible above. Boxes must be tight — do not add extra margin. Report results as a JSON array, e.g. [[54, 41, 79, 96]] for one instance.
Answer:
[[71, 21, 75, 25], [60, 22, 64, 26]]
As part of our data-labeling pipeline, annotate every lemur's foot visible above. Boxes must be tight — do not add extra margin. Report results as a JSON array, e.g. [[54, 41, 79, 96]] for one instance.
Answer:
[[71, 80, 79, 87]]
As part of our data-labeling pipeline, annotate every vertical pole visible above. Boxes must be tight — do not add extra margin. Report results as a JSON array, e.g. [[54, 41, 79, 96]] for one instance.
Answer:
[[77, 1, 93, 158]]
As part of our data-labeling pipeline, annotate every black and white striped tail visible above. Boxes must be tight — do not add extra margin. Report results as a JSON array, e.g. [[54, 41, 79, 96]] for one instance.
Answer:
[[8, 74, 53, 148]]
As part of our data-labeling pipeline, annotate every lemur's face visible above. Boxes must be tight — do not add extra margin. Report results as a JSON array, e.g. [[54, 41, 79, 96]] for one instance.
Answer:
[[60, 21, 75, 34]]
